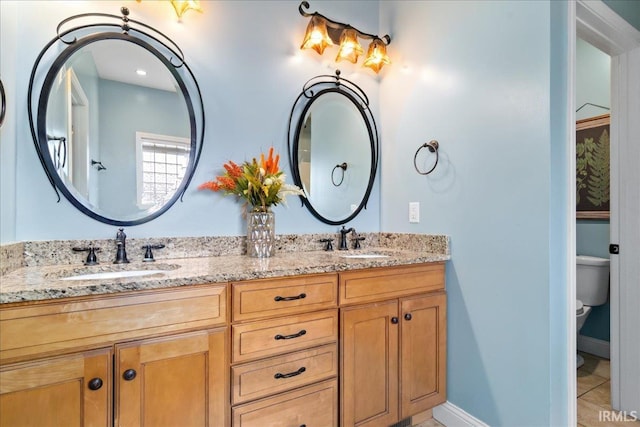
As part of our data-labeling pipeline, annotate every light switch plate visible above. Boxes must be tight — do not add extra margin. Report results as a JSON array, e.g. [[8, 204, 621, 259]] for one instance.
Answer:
[[409, 202, 420, 223]]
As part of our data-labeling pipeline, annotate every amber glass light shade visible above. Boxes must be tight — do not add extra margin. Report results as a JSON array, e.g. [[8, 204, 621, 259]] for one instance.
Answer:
[[335, 28, 364, 63], [170, 0, 202, 19], [300, 15, 334, 55], [363, 38, 391, 73]]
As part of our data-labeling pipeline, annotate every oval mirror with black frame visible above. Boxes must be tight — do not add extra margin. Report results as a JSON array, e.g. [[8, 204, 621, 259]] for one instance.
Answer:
[[0, 79, 6, 128], [288, 70, 379, 225], [28, 7, 204, 226]]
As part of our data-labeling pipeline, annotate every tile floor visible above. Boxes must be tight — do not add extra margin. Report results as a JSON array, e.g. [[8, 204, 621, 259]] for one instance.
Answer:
[[577, 352, 640, 427], [414, 352, 639, 427], [414, 420, 444, 427]]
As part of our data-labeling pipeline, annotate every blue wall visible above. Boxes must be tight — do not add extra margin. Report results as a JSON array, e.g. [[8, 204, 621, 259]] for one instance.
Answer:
[[97, 79, 190, 218], [0, 0, 381, 242], [379, 1, 568, 425], [3, 1, 638, 426]]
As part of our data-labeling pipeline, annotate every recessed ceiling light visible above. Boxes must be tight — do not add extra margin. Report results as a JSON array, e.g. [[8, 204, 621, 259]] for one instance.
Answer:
[[136, 69, 147, 76]]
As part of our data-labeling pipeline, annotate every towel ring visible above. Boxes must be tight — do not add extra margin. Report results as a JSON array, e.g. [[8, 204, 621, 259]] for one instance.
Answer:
[[414, 140, 439, 175], [332, 162, 347, 186]]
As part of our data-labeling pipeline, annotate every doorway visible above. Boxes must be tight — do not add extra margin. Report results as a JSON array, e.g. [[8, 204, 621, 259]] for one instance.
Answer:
[[574, 0, 640, 421]]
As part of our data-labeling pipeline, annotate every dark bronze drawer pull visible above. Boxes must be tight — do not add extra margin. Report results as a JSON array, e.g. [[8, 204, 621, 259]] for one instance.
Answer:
[[122, 369, 137, 381], [88, 377, 103, 390], [274, 293, 307, 302], [274, 329, 307, 340], [274, 366, 306, 379]]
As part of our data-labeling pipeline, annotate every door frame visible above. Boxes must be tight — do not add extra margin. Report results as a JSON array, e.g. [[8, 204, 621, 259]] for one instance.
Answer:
[[575, 0, 640, 415]]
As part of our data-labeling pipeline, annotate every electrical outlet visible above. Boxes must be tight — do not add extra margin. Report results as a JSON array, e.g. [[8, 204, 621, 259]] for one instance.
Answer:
[[409, 202, 420, 223]]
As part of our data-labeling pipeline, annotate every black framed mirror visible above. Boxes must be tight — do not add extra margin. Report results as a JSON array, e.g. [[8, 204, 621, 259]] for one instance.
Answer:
[[0, 78, 6, 128], [28, 7, 204, 226], [288, 70, 379, 225]]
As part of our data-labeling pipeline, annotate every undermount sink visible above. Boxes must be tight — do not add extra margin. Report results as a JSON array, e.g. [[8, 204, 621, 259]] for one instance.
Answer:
[[61, 270, 166, 281], [339, 254, 390, 259]]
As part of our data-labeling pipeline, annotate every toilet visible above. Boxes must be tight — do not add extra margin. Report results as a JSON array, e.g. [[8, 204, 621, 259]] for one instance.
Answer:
[[576, 255, 610, 368]]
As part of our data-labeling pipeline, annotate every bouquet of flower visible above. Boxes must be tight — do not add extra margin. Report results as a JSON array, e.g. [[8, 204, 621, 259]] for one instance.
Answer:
[[198, 147, 305, 211]]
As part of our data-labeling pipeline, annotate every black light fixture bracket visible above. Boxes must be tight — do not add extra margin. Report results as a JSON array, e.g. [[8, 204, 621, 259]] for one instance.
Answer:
[[298, 1, 391, 46]]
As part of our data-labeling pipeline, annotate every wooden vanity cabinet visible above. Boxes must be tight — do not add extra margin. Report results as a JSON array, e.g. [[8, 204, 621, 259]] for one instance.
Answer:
[[0, 284, 228, 427], [339, 263, 447, 427], [230, 274, 339, 427], [0, 348, 112, 427], [1, 261, 446, 427], [115, 328, 227, 427]]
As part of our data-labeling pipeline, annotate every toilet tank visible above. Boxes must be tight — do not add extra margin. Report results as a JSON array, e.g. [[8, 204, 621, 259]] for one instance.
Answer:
[[576, 255, 610, 306]]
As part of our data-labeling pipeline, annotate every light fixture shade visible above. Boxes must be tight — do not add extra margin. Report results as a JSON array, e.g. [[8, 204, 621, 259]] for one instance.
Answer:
[[300, 15, 333, 55], [363, 38, 391, 73], [336, 28, 364, 63], [170, 0, 202, 19]]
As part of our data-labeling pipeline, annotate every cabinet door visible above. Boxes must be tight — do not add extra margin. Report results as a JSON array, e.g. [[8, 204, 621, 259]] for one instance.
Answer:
[[0, 348, 112, 427], [116, 328, 228, 427], [341, 301, 398, 427], [400, 292, 447, 419]]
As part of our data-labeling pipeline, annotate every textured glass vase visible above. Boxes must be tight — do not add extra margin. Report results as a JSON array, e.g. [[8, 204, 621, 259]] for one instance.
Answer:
[[246, 207, 275, 258]]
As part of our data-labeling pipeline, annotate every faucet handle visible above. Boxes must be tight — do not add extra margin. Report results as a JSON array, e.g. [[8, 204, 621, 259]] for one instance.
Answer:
[[352, 235, 365, 250], [72, 245, 100, 265], [142, 244, 165, 262], [319, 238, 334, 251]]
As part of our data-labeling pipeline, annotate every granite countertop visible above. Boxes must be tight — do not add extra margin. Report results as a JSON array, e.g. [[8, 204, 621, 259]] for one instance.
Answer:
[[0, 248, 449, 304]]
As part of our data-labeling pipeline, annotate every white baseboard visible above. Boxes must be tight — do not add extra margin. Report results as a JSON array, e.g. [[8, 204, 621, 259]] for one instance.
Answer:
[[433, 401, 489, 427], [578, 334, 610, 359]]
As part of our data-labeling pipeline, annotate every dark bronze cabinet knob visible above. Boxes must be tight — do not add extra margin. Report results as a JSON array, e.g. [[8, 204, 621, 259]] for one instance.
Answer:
[[404, 313, 412, 321], [88, 377, 103, 390], [122, 369, 137, 381], [391, 317, 399, 324]]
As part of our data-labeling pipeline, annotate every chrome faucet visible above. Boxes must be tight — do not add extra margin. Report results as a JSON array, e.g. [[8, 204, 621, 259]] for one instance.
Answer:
[[339, 226, 355, 250], [114, 228, 130, 264]]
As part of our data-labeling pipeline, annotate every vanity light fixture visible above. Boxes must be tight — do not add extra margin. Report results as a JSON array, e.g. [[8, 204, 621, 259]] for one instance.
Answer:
[[169, 0, 202, 20], [336, 28, 363, 63], [300, 15, 334, 55], [135, 0, 203, 20], [298, 1, 391, 73], [362, 38, 390, 73]]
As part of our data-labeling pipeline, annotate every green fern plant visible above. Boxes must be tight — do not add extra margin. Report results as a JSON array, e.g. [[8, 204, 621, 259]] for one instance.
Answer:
[[586, 129, 610, 207], [576, 138, 589, 204], [576, 136, 596, 204]]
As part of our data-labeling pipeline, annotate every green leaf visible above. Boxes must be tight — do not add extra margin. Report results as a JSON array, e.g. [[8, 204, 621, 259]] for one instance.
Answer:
[[586, 129, 610, 207]]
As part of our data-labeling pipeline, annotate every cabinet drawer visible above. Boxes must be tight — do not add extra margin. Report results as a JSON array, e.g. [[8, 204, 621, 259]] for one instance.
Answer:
[[232, 379, 337, 427], [232, 274, 337, 322], [339, 263, 445, 305], [232, 310, 338, 363], [231, 343, 337, 405], [0, 285, 227, 364]]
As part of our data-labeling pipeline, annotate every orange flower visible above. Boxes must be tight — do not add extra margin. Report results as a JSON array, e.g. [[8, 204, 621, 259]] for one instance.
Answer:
[[218, 176, 236, 191], [198, 181, 219, 191], [224, 161, 243, 179], [260, 147, 280, 175], [199, 146, 303, 209]]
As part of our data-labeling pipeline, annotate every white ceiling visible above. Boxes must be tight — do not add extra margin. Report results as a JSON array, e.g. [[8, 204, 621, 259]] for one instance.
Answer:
[[85, 39, 178, 92]]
